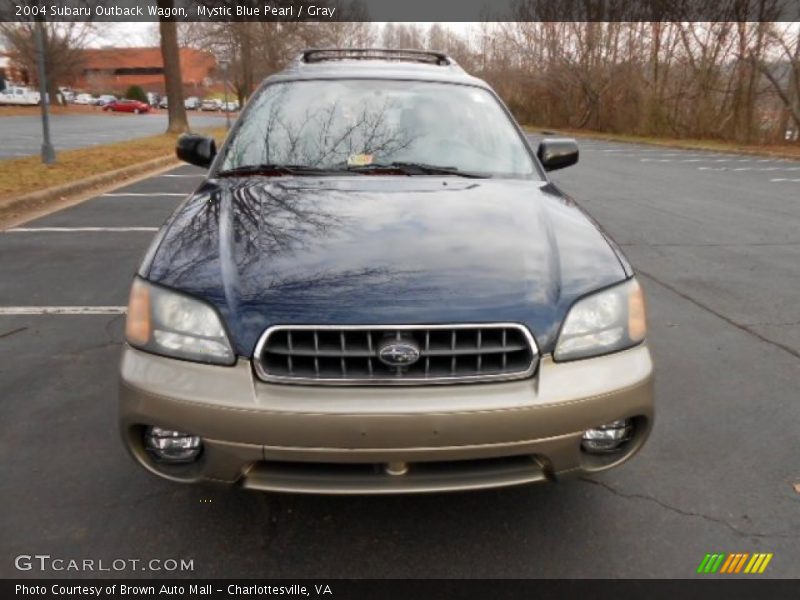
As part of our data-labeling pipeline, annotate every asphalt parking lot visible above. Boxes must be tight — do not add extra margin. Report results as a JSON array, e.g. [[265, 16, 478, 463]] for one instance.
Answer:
[[1, 137, 798, 578], [0, 112, 227, 159]]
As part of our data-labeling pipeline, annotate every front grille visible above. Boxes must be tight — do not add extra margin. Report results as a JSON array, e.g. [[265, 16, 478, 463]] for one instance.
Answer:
[[253, 324, 538, 385]]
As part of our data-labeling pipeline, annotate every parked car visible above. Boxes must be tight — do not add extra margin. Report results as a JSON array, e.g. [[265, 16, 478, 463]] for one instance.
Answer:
[[221, 100, 240, 112], [120, 48, 654, 494], [102, 99, 150, 114], [0, 85, 39, 106], [146, 92, 161, 107], [200, 98, 222, 111], [159, 96, 168, 109], [184, 96, 200, 110], [95, 94, 117, 106], [74, 93, 94, 105]]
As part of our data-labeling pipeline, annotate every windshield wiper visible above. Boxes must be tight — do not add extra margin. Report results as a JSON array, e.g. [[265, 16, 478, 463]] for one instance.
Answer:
[[345, 161, 488, 178], [215, 164, 337, 177]]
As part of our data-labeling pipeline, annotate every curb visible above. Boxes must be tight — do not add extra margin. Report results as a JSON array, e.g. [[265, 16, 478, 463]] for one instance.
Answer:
[[526, 128, 800, 161], [0, 154, 180, 221]]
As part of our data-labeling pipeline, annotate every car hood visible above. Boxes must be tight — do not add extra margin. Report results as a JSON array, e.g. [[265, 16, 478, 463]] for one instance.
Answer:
[[143, 176, 628, 356]]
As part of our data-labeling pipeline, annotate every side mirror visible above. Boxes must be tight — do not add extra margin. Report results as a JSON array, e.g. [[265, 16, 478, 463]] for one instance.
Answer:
[[537, 138, 579, 171], [176, 133, 216, 168]]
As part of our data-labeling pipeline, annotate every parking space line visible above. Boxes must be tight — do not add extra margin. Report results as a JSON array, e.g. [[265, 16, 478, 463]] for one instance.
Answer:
[[699, 166, 800, 172], [0, 306, 127, 315], [770, 178, 800, 182], [157, 174, 205, 178], [6, 227, 159, 233], [101, 192, 186, 197]]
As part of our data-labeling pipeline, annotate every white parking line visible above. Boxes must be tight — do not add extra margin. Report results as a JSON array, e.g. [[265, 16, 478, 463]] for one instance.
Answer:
[[698, 166, 800, 172], [770, 178, 800, 182], [0, 306, 127, 315], [6, 227, 159, 232], [101, 192, 186, 197], [158, 174, 205, 178]]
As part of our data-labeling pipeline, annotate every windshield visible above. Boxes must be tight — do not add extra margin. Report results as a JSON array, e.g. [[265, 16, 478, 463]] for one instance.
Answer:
[[220, 79, 538, 178]]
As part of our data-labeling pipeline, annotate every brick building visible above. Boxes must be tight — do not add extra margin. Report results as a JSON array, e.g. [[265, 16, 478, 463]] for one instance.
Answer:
[[74, 47, 217, 95]]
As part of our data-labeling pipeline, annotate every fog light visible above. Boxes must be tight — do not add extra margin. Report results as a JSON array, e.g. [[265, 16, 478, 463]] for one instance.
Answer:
[[145, 426, 202, 463], [581, 419, 633, 453]]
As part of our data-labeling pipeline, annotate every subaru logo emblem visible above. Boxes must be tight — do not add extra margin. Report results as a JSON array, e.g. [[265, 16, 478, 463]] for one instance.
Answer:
[[378, 340, 421, 367]]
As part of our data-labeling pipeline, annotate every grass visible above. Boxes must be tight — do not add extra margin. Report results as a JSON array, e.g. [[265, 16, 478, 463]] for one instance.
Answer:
[[525, 125, 800, 159], [0, 126, 226, 201], [0, 104, 113, 117]]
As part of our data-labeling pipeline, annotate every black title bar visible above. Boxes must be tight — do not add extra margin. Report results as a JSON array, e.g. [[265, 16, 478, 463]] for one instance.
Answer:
[[2, 0, 800, 22], [5, 579, 800, 600]]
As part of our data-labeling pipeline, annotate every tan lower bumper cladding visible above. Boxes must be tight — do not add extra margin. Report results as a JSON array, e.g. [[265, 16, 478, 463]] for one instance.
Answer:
[[119, 344, 654, 493]]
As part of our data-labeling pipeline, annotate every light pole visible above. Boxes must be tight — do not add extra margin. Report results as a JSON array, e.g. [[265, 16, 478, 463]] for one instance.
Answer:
[[34, 19, 55, 164], [221, 60, 231, 130]]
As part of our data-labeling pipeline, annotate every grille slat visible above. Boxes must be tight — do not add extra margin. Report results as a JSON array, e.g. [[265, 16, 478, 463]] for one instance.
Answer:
[[476, 330, 482, 373], [502, 329, 508, 371], [255, 324, 537, 385], [424, 330, 430, 377], [313, 330, 320, 376], [263, 344, 526, 357]]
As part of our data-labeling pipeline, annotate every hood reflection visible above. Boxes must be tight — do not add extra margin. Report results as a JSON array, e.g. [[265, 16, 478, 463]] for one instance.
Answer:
[[145, 177, 627, 356]]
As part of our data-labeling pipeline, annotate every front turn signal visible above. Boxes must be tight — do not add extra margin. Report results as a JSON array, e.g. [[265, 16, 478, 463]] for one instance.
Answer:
[[125, 278, 151, 346], [628, 280, 647, 342]]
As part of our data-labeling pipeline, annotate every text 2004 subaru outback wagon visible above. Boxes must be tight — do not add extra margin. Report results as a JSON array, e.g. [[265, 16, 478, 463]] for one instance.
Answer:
[[119, 49, 654, 493]]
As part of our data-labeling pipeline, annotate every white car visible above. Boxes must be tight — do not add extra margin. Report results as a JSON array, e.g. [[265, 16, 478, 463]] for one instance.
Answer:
[[74, 93, 94, 105], [200, 98, 222, 111], [0, 85, 39, 106], [95, 95, 117, 106]]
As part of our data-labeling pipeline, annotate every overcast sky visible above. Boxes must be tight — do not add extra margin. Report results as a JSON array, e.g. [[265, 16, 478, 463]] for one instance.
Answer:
[[86, 22, 474, 47], [88, 23, 159, 47]]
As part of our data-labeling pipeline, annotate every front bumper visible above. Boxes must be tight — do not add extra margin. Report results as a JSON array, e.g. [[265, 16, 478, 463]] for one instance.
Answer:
[[119, 343, 654, 494]]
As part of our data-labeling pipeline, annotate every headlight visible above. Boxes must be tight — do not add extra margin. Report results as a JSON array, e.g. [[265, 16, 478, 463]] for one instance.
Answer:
[[554, 278, 646, 361], [125, 277, 235, 365]]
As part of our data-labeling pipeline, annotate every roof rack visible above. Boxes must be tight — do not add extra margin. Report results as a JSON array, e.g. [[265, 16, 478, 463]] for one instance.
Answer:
[[300, 48, 452, 66]]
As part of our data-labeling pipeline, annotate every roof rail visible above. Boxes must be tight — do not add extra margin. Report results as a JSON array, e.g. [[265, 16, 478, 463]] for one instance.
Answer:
[[300, 48, 452, 66]]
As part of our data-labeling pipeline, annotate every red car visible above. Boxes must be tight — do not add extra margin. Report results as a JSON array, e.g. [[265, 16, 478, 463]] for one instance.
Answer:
[[102, 99, 150, 114]]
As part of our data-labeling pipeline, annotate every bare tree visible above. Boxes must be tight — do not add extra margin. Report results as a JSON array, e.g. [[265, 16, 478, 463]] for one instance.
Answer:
[[751, 24, 800, 135], [149, 16, 800, 144], [0, 22, 90, 99], [158, 0, 188, 133], [181, 10, 377, 105], [458, 17, 798, 144]]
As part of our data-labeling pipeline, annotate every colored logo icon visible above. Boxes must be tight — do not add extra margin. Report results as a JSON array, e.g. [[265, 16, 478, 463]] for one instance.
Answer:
[[697, 553, 773, 574]]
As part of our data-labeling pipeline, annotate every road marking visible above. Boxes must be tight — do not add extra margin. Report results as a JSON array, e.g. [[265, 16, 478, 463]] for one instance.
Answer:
[[770, 178, 800, 182], [699, 166, 800, 172], [101, 192, 186, 197], [6, 227, 159, 233], [0, 306, 127, 315], [158, 174, 205, 178]]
